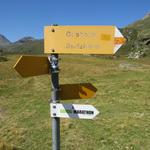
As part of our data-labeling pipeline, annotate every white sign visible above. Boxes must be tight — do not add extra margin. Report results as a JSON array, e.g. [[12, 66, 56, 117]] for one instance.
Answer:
[[50, 103, 99, 119]]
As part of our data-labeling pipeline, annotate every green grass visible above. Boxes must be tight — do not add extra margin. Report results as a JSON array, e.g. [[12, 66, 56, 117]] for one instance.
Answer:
[[0, 55, 150, 150], [0, 56, 8, 62]]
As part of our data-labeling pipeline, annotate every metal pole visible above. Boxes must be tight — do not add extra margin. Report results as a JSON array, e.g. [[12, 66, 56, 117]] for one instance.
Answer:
[[49, 54, 60, 150]]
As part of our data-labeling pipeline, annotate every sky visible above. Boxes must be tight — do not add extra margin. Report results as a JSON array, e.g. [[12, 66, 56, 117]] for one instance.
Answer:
[[0, 0, 149, 42]]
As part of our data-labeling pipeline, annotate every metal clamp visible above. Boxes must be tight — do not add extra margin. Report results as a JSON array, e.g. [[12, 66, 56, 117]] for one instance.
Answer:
[[48, 55, 59, 72]]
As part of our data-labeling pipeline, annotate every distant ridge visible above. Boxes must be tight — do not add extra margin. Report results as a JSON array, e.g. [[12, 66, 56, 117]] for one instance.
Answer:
[[0, 36, 43, 54], [0, 34, 11, 47], [14, 36, 35, 44], [5, 39, 43, 54]]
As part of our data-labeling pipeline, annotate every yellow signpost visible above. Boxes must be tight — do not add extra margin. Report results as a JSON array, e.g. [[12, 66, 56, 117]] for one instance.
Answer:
[[13, 25, 126, 150], [13, 55, 49, 77], [59, 83, 97, 100], [44, 26, 126, 54]]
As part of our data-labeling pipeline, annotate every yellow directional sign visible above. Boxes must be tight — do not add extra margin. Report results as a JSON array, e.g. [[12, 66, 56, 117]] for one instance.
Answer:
[[44, 26, 126, 54], [59, 83, 97, 100], [13, 56, 49, 77]]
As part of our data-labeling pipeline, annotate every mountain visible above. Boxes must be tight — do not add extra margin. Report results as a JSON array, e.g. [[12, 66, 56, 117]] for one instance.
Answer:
[[14, 36, 35, 44], [1, 36, 43, 54], [1, 12, 150, 57], [4, 39, 43, 54], [118, 12, 150, 58], [0, 34, 11, 47]]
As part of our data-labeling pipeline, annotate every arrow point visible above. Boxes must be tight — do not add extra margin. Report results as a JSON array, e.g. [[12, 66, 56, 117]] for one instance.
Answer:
[[95, 108, 100, 116], [113, 27, 126, 54]]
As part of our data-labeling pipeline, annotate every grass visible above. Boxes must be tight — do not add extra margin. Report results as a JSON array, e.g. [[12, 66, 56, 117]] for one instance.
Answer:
[[0, 54, 150, 150], [0, 56, 8, 62]]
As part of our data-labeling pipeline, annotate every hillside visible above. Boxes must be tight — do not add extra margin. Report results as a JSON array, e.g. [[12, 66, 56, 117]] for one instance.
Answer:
[[128, 12, 150, 37], [3, 39, 43, 54], [14, 37, 35, 44], [0, 34, 11, 48], [0, 36, 43, 54], [118, 12, 150, 58]]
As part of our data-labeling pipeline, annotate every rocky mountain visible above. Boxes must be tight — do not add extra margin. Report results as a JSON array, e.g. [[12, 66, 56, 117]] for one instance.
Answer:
[[14, 36, 35, 44], [118, 12, 150, 58], [1, 36, 43, 54], [0, 34, 11, 47], [4, 39, 43, 54]]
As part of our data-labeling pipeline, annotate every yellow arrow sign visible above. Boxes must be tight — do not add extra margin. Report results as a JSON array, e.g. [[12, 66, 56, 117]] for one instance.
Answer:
[[44, 26, 126, 54], [13, 55, 49, 77], [59, 83, 97, 100]]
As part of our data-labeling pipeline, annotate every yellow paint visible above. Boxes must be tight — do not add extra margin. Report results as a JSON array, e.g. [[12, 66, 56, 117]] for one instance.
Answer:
[[13, 55, 49, 77], [59, 83, 97, 100], [44, 26, 116, 54], [101, 34, 111, 41]]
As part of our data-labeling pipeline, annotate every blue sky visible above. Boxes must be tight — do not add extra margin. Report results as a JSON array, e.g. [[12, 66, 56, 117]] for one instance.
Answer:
[[0, 0, 149, 42]]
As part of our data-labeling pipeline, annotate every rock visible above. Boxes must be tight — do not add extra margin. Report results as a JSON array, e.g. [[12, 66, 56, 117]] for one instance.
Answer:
[[14, 36, 35, 44], [128, 50, 146, 59]]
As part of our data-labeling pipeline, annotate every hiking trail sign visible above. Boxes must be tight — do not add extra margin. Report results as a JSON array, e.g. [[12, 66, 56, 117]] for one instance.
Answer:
[[13, 55, 49, 77], [51, 103, 99, 119], [44, 26, 126, 54], [13, 25, 126, 150]]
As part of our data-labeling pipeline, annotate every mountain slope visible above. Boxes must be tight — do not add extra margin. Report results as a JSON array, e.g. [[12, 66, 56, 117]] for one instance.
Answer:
[[4, 39, 43, 54], [14, 36, 35, 44], [0, 34, 11, 47], [118, 12, 150, 58], [128, 12, 150, 37]]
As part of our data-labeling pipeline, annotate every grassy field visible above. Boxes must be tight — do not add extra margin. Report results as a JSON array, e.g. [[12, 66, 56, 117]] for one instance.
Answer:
[[0, 55, 150, 150]]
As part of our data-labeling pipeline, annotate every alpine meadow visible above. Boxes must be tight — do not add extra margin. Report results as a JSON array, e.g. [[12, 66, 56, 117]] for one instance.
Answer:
[[0, 6, 150, 150]]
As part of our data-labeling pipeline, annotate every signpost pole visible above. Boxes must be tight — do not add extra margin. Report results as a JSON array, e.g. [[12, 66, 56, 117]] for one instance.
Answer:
[[49, 54, 60, 150]]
